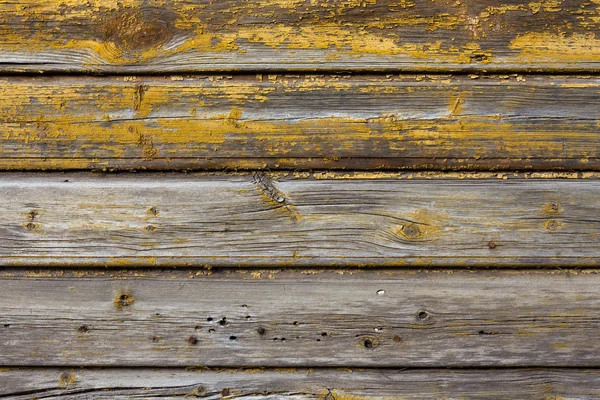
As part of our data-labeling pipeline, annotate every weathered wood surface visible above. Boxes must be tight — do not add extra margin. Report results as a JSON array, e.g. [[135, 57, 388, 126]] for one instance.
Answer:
[[1, 75, 600, 171], [1, 0, 600, 72], [1, 269, 600, 366], [1, 368, 600, 399], [1, 172, 599, 267]]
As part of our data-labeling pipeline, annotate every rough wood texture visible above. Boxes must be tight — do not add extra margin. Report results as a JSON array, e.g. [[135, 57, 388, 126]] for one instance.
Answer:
[[1, 367, 600, 399], [1, 75, 600, 171], [0, 172, 599, 267], [1, 269, 600, 367], [1, 0, 600, 72]]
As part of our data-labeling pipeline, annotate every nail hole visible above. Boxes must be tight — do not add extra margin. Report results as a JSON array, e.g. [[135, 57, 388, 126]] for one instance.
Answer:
[[417, 310, 429, 320], [206, 317, 213, 321], [321, 332, 328, 337], [257, 327, 266, 335], [219, 317, 228, 326], [363, 339, 374, 349], [246, 315, 252, 319], [488, 241, 496, 249], [229, 335, 237, 340], [115, 293, 134, 309], [187, 336, 198, 345]]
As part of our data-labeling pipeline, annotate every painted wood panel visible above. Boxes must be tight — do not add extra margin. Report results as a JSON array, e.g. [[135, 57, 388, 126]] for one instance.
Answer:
[[1, 367, 599, 399], [1, 269, 600, 366], [1, 75, 599, 171], [1, 0, 600, 72], [0, 172, 598, 267]]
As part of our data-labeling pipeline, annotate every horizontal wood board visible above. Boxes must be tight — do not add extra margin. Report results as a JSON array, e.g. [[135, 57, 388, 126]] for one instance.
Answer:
[[0, 172, 598, 267], [1, 75, 600, 170], [1, 0, 600, 72], [1, 367, 600, 399], [1, 269, 600, 367]]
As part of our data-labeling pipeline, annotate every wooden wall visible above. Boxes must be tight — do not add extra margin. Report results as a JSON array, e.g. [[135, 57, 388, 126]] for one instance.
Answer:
[[1, 0, 600, 398]]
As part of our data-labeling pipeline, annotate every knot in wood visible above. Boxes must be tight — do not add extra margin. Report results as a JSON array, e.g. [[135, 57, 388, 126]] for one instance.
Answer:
[[402, 223, 423, 239], [545, 219, 560, 231], [102, 7, 176, 53]]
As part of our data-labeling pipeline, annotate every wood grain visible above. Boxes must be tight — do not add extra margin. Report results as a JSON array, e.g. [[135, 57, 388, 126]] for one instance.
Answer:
[[1, 75, 600, 171], [1, 367, 600, 399], [1, 0, 600, 72], [1, 172, 599, 267], [1, 269, 600, 367]]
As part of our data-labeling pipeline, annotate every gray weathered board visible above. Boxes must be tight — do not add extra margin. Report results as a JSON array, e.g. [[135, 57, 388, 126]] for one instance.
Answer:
[[0, 172, 598, 267], [1, 75, 600, 171], [0, 0, 599, 72], [1, 269, 600, 367], [1, 368, 599, 399]]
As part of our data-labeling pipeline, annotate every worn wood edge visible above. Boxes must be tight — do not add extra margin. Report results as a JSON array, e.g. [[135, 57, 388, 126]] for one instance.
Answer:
[[1, 367, 599, 399], [2, 268, 600, 367], [1, 74, 600, 171]]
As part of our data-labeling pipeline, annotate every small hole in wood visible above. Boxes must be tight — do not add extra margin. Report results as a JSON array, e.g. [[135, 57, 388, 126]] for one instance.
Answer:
[[377, 289, 385, 295], [417, 310, 429, 320], [229, 335, 237, 340], [257, 327, 266, 335], [208, 329, 215, 333], [77, 325, 89, 333], [363, 339, 374, 349], [219, 317, 228, 326], [207, 317, 213, 321], [187, 336, 198, 345]]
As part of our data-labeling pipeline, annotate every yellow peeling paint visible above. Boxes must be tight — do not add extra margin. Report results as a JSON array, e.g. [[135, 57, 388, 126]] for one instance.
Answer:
[[510, 33, 600, 62]]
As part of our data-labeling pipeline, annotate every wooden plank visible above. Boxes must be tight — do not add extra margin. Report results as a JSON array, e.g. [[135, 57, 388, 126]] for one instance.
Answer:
[[1, 0, 600, 72], [1, 368, 600, 399], [1, 75, 600, 171], [0, 172, 599, 267], [1, 269, 600, 367]]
